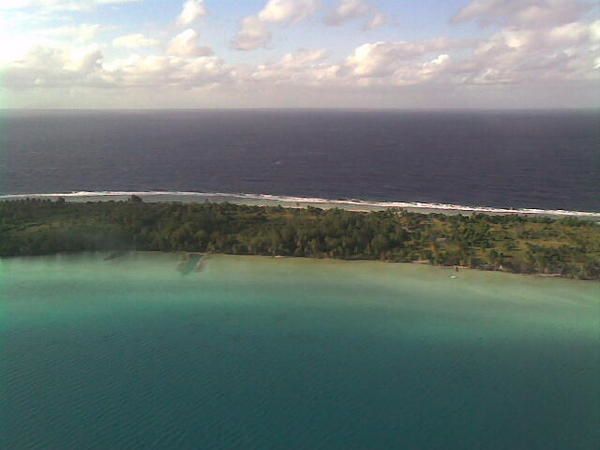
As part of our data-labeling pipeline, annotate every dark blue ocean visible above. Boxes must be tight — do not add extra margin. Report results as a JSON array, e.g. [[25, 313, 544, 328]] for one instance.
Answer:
[[1, 110, 598, 211]]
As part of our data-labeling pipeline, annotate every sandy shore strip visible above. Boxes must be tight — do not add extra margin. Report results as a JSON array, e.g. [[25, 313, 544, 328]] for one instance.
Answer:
[[2, 191, 599, 220]]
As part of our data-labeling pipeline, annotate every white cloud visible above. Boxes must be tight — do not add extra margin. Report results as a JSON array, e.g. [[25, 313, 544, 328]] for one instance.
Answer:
[[168, 29, 212, 57], [233, 16, 272, 50], [2, 45, 106, 88], [449, 1, 599, 86], [453, 0, 591, 27], [346, 40, 452, 77], [258, 0, 320, 24], [0, 22, 106, 64], [113, 33, 159, 49], [326, 0, 369, 25], [243, 41, 456, 89], [365, 11, 387, 30], [177, 0, 207, 26], [280, 48, 328, 66], [249, 48, 338, 84], [548, 21, 591, 44], [2, 0, 598, 108], [104, 54, 230, 88], [590, 20, 600, 41], [325, 0, 387, 29], [4, 40, 230, 91], [233, 0, 320, 51], [457, 19, 600, 85]]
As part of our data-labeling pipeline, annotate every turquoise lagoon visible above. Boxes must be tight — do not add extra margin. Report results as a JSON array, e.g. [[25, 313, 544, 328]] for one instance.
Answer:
[[1, 254, 599, 449]]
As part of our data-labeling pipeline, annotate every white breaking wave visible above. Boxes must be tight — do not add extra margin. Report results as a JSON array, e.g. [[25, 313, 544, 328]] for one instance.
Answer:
[[1, 190, 599, 218]]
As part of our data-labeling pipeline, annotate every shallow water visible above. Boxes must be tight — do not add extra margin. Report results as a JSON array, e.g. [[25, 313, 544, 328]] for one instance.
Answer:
[[1, 254, 599, 449]]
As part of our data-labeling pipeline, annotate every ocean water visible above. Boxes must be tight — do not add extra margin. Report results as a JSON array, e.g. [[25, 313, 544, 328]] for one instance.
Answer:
[[1, 254, 599, 449], [1, 110, 599, 212]]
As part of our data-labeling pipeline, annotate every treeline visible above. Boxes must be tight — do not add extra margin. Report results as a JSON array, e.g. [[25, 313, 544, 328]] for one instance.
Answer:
[[1, 198, 599, 279]]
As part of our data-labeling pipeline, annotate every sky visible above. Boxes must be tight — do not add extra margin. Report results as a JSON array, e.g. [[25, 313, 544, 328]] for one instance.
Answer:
[[0, 0, 598, 109]]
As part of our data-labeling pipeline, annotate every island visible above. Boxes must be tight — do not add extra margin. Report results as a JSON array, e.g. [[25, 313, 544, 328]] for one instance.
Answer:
[[1, 198, 598, 280]]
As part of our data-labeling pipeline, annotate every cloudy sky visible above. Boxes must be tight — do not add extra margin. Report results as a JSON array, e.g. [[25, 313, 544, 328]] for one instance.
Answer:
[[0, 0, 598, 108]]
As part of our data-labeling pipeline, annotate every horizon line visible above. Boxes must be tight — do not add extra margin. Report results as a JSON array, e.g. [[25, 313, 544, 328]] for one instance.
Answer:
[[1, 107, 599, 113]]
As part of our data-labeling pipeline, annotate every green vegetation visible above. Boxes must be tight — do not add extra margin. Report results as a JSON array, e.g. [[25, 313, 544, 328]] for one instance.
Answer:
[[1, 198, 599, 280]]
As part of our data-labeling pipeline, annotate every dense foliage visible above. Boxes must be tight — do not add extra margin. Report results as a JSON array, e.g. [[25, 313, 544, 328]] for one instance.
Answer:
[[1, 198, 599, 279]]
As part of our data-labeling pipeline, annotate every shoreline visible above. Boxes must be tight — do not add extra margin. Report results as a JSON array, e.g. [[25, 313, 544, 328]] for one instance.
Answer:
[[4, 250, 597, 284], [2, 191, 599, 220]]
